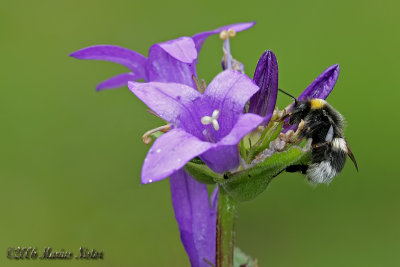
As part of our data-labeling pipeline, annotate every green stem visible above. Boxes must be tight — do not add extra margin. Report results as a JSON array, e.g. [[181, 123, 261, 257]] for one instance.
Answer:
[[216, 187, 236, 267]]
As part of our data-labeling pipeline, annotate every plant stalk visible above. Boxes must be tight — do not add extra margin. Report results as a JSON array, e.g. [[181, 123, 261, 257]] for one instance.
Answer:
[[216, 187, 236, 267]]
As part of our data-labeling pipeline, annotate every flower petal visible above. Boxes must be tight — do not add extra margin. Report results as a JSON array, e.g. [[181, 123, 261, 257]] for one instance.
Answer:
[[249, 50, 278, 125], [219, 113, 265, 146], [203, 70, 260, 140], [200, 145, 239, 174], [192, 22, 256, 52], [211, 186, 219, 212], [141, 129, 212, 184], [170, 170, 216, 267], [283, 64, 340, 133], [128, 81, 201, 127], [157, 37, 197, 64], [205, 70, 259, 114], [298, 64, 340, 100], [200, 113, 264, 173], [147, 37, 198, 87], [70, 45, 148, 80], [96, 72, 141, 91]]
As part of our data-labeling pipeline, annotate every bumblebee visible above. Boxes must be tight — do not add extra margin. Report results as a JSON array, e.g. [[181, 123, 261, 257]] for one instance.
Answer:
[[280, 90, 358, 183]]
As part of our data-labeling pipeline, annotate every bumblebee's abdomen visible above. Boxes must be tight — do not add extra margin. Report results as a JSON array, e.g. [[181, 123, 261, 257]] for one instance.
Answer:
[[306, 138, 347, 184]]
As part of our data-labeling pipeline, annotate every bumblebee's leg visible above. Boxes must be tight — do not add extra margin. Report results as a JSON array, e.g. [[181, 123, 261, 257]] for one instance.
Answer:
[[285, 164, 308, 174], [294, 120, 305, 137], [279, 120, 306, 143], [273, 107, 290, 122], [273, 164, 308, 178]]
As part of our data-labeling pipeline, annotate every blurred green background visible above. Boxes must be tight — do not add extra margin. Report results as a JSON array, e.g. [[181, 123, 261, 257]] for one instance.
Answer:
[[1, 0, 399, 266]]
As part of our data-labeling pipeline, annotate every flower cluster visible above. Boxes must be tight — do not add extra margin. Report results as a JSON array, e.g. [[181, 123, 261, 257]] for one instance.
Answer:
[[71, 22, 339, 267]]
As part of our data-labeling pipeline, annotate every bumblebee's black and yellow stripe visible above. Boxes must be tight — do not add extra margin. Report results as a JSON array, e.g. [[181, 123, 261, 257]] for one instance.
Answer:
[[286, 98, 358, 183]]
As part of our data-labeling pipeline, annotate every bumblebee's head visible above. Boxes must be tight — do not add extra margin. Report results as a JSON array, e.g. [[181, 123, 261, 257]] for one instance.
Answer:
[[289, 100, 310, 125]]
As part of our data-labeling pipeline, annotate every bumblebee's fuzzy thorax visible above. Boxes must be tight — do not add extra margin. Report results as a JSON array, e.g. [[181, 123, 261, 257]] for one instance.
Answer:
[[310, 99, 326, 110], [285, 98, 357, 184]]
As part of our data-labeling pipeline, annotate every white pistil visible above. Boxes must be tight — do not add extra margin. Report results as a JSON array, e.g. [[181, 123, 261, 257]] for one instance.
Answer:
[[220, 29, 236, 70], [201, 109, 220, 131]]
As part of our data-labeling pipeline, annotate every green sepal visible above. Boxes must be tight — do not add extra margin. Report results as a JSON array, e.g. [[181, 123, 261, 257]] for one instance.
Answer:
[[239, 138, 248, 159], [234, 247, 257, 267], [184, 162, 225, 184], [246, 121, 283, 163], [254, 122, 283, 156], [222, 143, 311, 202]]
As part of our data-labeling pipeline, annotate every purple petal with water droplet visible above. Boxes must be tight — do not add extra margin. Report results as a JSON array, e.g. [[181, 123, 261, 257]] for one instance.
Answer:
[[170, 170, 216, 267], [128, 81, 201, 127], [141, 129, 212, 184]]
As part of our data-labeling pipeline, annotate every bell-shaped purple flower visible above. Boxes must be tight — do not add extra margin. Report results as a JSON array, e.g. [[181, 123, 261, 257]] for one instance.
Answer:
[[71, 23, 256, 267], [248, 50, 278, 125], [128, 70, 264, 183], [70, 22, 255, 90]]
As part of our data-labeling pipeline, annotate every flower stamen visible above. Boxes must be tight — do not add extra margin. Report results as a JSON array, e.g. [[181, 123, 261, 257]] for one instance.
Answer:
[[227, 29, 236, 38], [201, 110, 220, 131], [192, 75, 207, 93], [142, 124, 172, 145]]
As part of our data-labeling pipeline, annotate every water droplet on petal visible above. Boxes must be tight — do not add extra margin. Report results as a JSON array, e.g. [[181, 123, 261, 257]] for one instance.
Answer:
[[202, 129, 207, 136], [177, 158, 181, 163], [148, 179, 153, 183], [156, 148, 162, 153]]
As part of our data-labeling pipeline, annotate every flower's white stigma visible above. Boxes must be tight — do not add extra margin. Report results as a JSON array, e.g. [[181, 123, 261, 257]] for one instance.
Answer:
[[201, 109, 220, 131], [212, 120, 220, 131], [212, 109, 220, 118]]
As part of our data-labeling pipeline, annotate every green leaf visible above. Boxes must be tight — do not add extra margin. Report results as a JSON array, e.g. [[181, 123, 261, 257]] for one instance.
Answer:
[[222, 144, 311, 202], [183, 162, 224, 184], [234, 247, 257, 267]]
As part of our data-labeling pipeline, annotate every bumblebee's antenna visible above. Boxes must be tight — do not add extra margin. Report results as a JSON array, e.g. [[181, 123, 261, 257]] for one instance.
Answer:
[[278, 88, 297, 103]]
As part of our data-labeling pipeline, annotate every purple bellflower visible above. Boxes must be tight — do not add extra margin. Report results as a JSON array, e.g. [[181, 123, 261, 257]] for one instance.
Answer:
[[71, 23, 256, 267], [128, 70, 264, 183], [70, 22, 255, 90]]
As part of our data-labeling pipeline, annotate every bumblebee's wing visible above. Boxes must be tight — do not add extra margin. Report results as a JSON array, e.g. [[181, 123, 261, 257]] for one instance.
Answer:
[[345, 139, 358, 171]]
